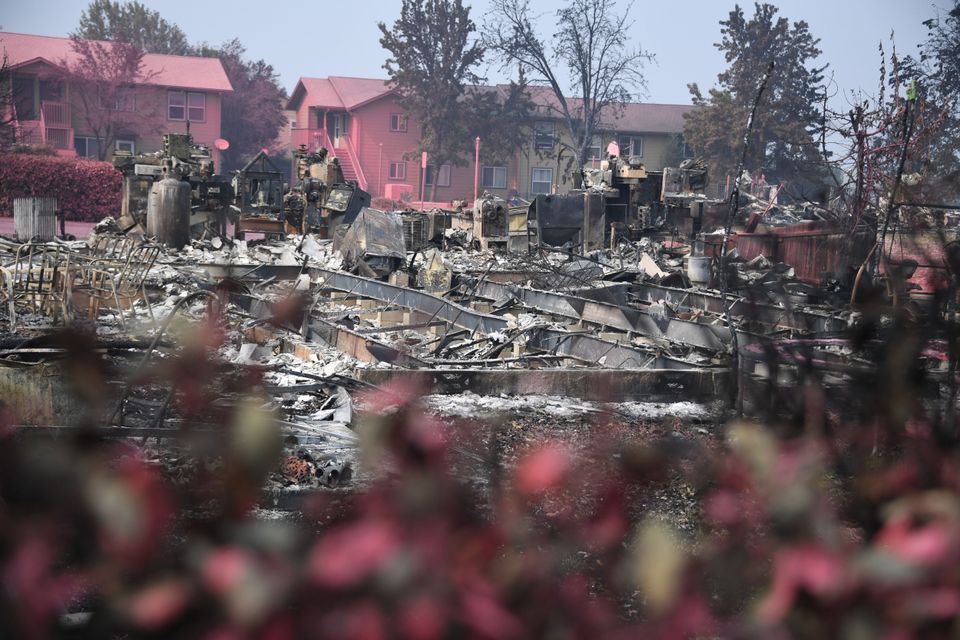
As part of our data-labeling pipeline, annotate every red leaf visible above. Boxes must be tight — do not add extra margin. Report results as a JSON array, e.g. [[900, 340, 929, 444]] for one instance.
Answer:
[[309, 519, 399, 588], [514, 443, 572, 495]]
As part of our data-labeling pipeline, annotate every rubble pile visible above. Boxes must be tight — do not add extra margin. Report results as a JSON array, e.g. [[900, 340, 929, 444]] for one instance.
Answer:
[[3, 146, 957, 509]]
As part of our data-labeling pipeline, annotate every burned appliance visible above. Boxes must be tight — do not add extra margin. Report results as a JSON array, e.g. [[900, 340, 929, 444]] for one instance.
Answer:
[[582, 154, 647, 225], [334, 208, 406, 279], [112, 132, 233, 240], [232, 151, 287, 240], [324, 182, 372, 239], [402, 210, 452, 252], [472, 193, 509, 251], [528, 190, 606, 253], [283, 145, 342, 235]]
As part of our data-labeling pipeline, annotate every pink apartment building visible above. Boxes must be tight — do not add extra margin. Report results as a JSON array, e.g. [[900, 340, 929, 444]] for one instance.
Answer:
[[1, 32, 233, 166], [287, 76, 694, 204]]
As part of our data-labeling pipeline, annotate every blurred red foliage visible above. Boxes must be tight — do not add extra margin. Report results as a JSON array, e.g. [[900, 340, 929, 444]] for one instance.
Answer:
[[0, 153, 122, 222], [1, 319, 959, 639]]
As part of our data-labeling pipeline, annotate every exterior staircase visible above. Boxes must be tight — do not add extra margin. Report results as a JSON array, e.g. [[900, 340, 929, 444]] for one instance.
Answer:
[[334, 151, 359, 183], [13, 101, 76, 157]]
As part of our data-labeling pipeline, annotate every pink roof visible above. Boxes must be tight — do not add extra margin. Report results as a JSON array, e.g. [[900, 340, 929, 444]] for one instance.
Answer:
[[328, 77, 394, 109], [606, 102, 694, 133], [287, 76, 395, 111], [519, 84, 693, 133], [287, 74, 691, 133], [289, 78, 342, 109], [0, 31, 233, 92]]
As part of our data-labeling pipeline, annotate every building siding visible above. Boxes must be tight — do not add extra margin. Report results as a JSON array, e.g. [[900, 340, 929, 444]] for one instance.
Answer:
[[351, 96, 511, 202], [73, 88, 226, 166], [287, 76, 690, 204]]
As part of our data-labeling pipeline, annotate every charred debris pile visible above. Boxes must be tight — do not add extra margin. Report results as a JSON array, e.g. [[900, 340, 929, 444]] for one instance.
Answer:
[[2, 136, 958, 493]]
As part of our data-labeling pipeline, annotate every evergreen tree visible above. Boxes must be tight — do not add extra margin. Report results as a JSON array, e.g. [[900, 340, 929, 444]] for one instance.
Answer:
[[900, 1, 960, 198], [378, 0, 486, 201], [684, 3, 827, 198], [190, 40, 288, 172], [75, 0, 189, 55]]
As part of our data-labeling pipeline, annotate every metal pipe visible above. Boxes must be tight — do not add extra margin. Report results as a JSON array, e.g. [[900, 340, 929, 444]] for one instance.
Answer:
[[474, 136, 480, 204]]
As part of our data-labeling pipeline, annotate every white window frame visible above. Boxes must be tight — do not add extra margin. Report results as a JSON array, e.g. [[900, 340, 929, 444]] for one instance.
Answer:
[[531, 167, 553, 194], [167, 91, 185, 120], [481, 166, 507, 189], [389, 161, 406, 180], [168, 90, 206, 122], [424, 164, 451, 188], [115, 138, 135, 153], [389, 113, 408, 132], [534, 120, 555, 150], [74, 136, 100, 158], [617, 134, 644, 158]]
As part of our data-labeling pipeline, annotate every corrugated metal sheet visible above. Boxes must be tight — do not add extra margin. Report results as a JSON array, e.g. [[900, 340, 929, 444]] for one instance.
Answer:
[[734, 223, 873, 284]]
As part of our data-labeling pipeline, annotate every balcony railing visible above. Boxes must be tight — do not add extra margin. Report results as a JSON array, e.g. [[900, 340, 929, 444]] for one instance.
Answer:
[[290, 127, 334, 152], [41, 101, 71, 127]]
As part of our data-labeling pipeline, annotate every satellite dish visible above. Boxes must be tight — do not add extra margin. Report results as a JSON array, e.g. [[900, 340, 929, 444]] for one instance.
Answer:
[[214, 138, 230, 151]]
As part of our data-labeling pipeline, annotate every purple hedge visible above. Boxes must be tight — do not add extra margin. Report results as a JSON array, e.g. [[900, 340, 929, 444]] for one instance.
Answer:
[[0, 153, 122, 222]]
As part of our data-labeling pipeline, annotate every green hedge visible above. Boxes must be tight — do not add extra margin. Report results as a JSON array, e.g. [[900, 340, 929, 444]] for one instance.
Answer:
[[0, 153, 122, 222]]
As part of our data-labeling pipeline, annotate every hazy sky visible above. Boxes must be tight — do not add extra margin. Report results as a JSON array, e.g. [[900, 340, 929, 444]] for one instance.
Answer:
[[0, 0, 947, 106]]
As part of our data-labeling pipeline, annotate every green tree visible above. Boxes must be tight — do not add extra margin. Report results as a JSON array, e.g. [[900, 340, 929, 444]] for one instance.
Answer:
[[899, 1, 960, 199], [484, 0, 652, 171], [190, 40, 287, 171], [684, 3, 827, 197], [467, 76, 536, 169], [378, 0, 485, 201], [74, 0, 189, 55]]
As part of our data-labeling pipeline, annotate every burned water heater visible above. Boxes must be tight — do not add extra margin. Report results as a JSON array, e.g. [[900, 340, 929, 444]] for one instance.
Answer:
[[146, 166, 191, 249]]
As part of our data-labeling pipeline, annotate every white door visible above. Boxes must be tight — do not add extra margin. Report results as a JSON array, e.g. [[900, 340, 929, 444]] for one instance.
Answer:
[[332, 113, 344, 147]]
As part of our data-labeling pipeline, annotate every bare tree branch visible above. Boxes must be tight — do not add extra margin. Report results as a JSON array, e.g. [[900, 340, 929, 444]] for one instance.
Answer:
[[484, 0, 652, 170]]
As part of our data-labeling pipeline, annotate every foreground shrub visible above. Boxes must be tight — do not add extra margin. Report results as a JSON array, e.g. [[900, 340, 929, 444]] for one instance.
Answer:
[[0, 153, 122, 222], [1, 295, 959, 639]]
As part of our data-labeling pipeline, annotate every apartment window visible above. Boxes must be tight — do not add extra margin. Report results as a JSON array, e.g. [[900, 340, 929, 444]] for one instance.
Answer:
[[681, 141, 695, 159], [617, 134, 644, 158], [424, 164, 451, 187], [115, 139, 135, 153], [534, 120, 555, 150], [168, 91, 206, 121], [100, 87, 135, 111], [531, 167, 553, 194], [389, 113, 408, 132], [115, 88, 135, 112], [481, 166, 507, 189], [74, 136, 100, 158], [389, 161, 406, 180]]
